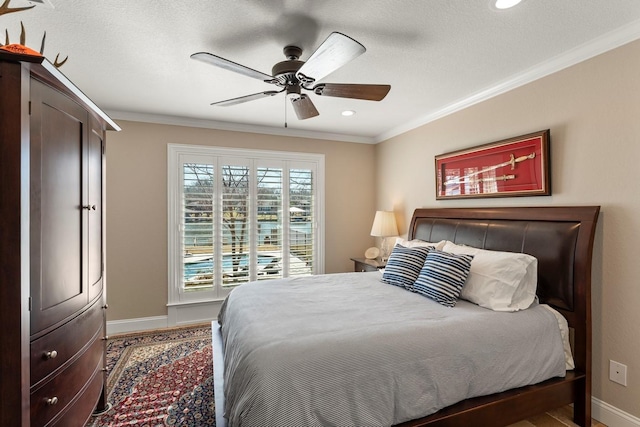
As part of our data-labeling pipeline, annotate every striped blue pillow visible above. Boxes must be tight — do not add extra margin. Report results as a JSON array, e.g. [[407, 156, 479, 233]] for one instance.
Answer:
[[414, 250, 474, 307], [381, 245, 433, 290]]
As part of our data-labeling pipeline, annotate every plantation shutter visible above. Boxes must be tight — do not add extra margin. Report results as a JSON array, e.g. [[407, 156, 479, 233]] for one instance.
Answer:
[[182, 162, 215, 292], [257, 166, 284, 281], [221, 161, 250, 288], [168, 145, 324, 306], [289, 168, 314, 275]]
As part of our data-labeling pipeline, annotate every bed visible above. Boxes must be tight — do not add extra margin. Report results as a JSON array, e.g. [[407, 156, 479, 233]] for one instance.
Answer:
[[212, 206, 600, 427]]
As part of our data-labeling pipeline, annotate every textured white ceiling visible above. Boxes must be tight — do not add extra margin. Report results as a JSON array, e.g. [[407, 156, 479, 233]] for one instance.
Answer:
[[3, 0, 640, 142]]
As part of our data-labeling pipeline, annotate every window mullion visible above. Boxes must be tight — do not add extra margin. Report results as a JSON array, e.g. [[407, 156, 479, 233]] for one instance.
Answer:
[[214, 157, 224, 299], [282, 166, 291, 277], [249, 159, 258, 282]]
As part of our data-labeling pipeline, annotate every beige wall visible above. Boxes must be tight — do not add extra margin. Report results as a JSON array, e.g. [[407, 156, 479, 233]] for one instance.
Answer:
[[105, 123, 376, 321], [375, 39, 640, 417]]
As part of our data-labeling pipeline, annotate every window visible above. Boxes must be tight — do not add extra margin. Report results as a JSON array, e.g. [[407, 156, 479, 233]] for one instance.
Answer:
[[168, 145, 324, 304]]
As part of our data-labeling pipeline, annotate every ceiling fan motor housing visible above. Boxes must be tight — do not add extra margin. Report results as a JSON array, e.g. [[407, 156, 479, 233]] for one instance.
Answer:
[[272, 59, 304, 87], [270, 45, 305, 87]]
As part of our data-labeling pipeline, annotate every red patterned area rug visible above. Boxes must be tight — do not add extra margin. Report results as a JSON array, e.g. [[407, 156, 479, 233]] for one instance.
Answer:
[[86, 324, 215, 427]]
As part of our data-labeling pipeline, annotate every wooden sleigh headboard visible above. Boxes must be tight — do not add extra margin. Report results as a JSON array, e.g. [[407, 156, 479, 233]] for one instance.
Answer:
[[402, 206, 600, 427]]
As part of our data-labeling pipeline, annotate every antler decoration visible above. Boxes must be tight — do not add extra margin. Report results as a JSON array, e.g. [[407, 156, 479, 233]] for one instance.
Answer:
[[0, 0, 68, 68], [39, 31, 68, 67], [0, 0, 34, 16]]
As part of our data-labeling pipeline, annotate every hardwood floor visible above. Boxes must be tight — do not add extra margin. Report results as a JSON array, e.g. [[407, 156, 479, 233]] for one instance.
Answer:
[[512, 406, 607, 427]]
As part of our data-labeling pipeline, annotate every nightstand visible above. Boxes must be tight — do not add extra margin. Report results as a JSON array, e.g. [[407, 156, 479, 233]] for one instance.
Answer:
[[350, 257, 386, 272]]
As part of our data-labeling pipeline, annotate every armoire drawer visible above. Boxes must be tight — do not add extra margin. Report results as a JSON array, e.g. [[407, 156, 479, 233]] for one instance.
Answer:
[[30, 334, 103, 427], [50, 366, 104, 427], [31, 301, 103, 386]]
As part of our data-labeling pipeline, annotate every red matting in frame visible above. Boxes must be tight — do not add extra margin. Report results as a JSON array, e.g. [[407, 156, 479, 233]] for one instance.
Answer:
[[435, 130, 550, 200]]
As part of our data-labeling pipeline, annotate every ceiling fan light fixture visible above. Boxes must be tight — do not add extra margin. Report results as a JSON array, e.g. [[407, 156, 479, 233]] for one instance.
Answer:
[[286, 84, 302, 101], [495, 0, 522, 9]]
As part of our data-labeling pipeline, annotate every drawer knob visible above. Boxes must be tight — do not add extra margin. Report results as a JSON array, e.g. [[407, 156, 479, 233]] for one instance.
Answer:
[[45, 397, 59, 406], [43, 350, 58, 360]]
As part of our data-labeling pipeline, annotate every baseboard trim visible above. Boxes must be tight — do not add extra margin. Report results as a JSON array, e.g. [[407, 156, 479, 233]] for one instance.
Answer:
[[106, 315, 169, 335], [593, 397, 640, 427], [167, 300, 223, 327], [107, 300, 224, 335]]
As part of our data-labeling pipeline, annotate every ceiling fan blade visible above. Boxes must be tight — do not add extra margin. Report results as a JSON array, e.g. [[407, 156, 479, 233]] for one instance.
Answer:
[[313, 83, 391, 101], [212, 90, 282, 106], [296, 32, 365, 85], [290, 95, 319, 120], [191, 52, 274, 82]]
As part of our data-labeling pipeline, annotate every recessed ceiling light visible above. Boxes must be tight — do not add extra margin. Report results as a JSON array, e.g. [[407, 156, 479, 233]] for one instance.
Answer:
[[341, 110, 355, 117], [495, 0, 521, 9]]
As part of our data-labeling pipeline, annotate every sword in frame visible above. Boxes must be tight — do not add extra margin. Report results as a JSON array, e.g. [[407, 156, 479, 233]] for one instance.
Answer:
[[444, 152, 535, 186], [446, 174, 516, 185]]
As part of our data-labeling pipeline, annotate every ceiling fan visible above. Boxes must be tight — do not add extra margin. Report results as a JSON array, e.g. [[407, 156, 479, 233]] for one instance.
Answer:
[[191, 32, 391, 121]]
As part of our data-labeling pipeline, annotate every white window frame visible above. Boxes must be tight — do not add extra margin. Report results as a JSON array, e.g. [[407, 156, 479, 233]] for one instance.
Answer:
[[167, 144, 325, 308]]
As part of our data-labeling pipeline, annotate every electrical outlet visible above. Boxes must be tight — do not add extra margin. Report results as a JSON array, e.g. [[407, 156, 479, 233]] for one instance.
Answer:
[[609, 360, 627, 386]]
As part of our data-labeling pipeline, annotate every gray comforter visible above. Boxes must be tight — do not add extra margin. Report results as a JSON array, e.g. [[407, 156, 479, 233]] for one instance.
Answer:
[[218, 271, 566, 427]]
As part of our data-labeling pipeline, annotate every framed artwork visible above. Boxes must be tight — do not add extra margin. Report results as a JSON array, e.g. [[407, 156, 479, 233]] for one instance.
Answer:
[[435, 130, 550, 200]]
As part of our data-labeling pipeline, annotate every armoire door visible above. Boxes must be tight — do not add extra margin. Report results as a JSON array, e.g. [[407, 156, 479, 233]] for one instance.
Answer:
[[30, 79, 90, 336]]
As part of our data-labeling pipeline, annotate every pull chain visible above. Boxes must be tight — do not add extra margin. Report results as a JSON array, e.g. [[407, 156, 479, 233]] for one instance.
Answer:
[[284, 95, 288, 128]]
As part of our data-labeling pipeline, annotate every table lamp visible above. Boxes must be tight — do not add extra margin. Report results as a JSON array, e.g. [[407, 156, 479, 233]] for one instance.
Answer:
[[370, 210, 398, 261]]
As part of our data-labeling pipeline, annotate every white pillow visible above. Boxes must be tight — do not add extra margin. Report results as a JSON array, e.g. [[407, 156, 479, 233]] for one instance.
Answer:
[[441, 241, 537, 312], [395, 237, 445, 250]]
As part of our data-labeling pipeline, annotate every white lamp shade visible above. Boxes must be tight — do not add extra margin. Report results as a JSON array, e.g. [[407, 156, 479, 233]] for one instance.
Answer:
[[370, 211, 398, 237]]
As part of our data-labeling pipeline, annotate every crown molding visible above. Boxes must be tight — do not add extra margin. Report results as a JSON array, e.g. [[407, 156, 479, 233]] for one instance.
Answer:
[[105, 110, 376, 144]]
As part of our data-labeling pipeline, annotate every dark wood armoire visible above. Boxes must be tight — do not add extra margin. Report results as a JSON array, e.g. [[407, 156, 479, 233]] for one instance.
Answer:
[[0, 51, 120, 426]]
